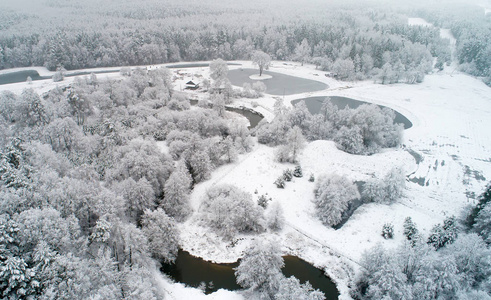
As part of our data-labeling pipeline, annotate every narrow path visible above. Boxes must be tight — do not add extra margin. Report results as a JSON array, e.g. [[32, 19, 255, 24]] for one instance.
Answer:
[[285, 221, 363, 268]]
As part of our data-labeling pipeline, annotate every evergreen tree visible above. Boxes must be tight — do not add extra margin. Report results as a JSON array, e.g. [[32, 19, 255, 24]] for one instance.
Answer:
[[293, 165, 303, 178], [403, 217, 419, 246]]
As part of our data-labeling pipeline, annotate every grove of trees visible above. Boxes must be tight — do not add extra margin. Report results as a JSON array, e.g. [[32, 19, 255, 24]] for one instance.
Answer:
[[0, 65, 256, 298], [0, 0, 453, 84], [352, 183, 491, 299], [256, 99, 403, 155]]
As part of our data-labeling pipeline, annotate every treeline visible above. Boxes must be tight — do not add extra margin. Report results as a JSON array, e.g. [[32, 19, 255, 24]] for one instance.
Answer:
[[415, 3, 491, 86], [0, 0, 446, 83], [0, 67, 254, 298]]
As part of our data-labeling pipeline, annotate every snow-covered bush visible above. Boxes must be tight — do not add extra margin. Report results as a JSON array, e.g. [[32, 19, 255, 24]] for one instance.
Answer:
[[309, 173, 315, 182], [199, 184, 265, 239], [293, 165, 303, 178], [257, 194, 272, 208], [382, 223, 394, 239], [282, 169, 293, 182], [313, 174, 360, 227], [274, 177, 286, 189], [403, 217, 418, 244]]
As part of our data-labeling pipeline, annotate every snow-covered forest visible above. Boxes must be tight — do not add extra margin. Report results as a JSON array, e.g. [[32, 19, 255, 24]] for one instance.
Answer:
[[1, 0, 491, 299]]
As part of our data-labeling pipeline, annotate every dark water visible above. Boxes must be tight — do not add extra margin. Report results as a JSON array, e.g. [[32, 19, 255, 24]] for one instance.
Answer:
[[0, 70, 49, 85], [226, 107, 264, 129], [228, 68, 328, 96], [189, 99, 264, 129], [161, 250, 339, 299], [291, 96, 412, 129]]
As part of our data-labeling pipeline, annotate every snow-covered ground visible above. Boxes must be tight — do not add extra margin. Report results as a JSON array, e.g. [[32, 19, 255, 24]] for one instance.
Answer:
[[178, 62, 491, 298], [1, 40, 490, 298]]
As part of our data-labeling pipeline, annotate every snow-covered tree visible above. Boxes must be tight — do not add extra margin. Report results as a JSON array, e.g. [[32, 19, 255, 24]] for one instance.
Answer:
[[276, 276, 325, 300], [428, 216, 458, 250], [251, 50, 271, 77], [313, 174, 359, 227], [235, 239, 284, 299], [362, 167, 405, 204], [266, 201, 285, 231], [283, 169, 293, 182], [199, 184, 265, 239], [335, 125, 364, 154], [141, 208, 179, 264], [443, 233, 491, 290], [474, 201, 491, 243], [209, 58, 229, 82], [16, 88, 50, 127], [293, 39, 311, 66], [161, 161, 192, 221], [115, 177, 155, 222], [403, 217, 419, 245]]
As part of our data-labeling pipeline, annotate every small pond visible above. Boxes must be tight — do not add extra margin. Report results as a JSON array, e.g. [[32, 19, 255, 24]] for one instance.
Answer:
[[291, 96, 412, 129], [161, 250, 339, 299], [228, 68, 328, 96], [0, 70, 50, 85], [225, 107, 264, 129]]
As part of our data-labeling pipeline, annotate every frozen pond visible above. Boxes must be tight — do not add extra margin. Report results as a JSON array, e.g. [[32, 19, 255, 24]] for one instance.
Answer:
[[228, 68, 328, 95], [291, 96, 412, 129], [161, 250, 339, 298], [0, 70, 49, 85]]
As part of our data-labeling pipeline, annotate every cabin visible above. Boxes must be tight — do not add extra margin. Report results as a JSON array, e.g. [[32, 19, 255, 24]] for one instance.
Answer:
[[185, 80, 200, 90]]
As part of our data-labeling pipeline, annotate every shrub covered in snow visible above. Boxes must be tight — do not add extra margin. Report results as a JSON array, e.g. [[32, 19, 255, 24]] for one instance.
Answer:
[[293, 165, 303, 178], [382, 223, 394, 239], [282, 169, 293, 182], [257, 194, 272, 208], [274, 177, 286, 189]]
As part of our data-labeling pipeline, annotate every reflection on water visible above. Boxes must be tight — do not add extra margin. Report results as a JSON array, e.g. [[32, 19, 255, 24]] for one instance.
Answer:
[[292, 96, 412, 129], [161, 250, 339, 299]]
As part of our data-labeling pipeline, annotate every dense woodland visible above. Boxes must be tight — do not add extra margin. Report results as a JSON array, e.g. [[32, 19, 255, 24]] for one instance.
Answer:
[[0, 0, 458, 84], [0, 66, 260, 298], [414, 3, 491, 85]]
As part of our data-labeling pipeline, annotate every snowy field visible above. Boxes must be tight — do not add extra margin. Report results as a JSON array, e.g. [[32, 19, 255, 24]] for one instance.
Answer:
[[1, 51, 490, 300]]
